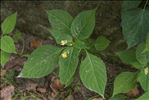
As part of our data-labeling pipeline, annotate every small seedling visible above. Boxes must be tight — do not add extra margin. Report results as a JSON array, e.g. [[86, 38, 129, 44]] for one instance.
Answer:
[[111, 0, 149, 99], [113, 41, 149, 99], [19, 9, 110, 98], [0, 12, 17, 67]]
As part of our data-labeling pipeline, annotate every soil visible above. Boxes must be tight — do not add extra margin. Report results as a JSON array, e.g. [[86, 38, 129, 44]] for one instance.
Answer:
[[0, 1, 140, 100]]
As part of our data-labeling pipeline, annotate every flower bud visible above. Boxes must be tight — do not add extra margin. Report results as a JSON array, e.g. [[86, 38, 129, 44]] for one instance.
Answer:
[[60, 40, 68, 46], [61, 51, 68, 58], [144, 67, 148, 75]]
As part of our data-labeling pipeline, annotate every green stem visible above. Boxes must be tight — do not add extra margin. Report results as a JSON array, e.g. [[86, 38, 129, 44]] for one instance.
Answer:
[[20, 39, 25, 55], [143, 0, 148, 10]]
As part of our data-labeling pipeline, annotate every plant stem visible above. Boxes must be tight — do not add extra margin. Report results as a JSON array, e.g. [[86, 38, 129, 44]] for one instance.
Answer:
[[20, 39, 25, 55], [143, 0, 148, 10]]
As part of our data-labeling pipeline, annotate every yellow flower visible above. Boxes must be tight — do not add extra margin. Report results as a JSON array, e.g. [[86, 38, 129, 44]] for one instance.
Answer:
[[61, 51, 68, 58], [144, 67, 149, 75], [60, 40, 68, 46], [69, 43, 73, 46]]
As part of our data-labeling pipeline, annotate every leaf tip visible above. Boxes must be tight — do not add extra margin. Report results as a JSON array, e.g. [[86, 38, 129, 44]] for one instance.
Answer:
[[17, 73, 23, 78], [94, 6, 98, 11], [14, 12, 17, 16], [1, 64, 5, 68], [46, 10, 49, 15], [13, 51, 17, 54]]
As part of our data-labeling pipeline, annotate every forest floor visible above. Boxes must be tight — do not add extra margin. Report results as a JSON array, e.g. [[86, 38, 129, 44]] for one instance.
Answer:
[[0, 35, 133, 100], [0, 26, 139, 100]]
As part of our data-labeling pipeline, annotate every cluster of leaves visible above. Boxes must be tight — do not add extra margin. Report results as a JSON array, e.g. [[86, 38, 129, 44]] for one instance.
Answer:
[[112, 0, 149, 99], [121, 0, 149, 48], [18, 9, 110, 98], [0, 13, 17, 67], [1, 1, 148, 99]]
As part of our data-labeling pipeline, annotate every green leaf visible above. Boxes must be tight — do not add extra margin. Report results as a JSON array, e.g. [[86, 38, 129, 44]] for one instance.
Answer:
[[19, 45, 62, 78], [0, 50, 10, 67], [47, 10, 73, 44], [59, 47, 80, 85], [113, 72, 137, 96], [116, 49, 144, 69], [1, 12, 17, 34], [80, 51, 107, 97], [143, 32, 149, 53], [50, 29, 72, 44], [71, 9, 96, 40], [136, 43, 149, 66], [95, 36, 110, 51], [47, 9, 73, 31], [0, 36, 16, 53], [84, 39, 96, 52], [122, 8, 149, 48], [64, 76, 74, 87], [74, 39, 88, 49], [137, 67, 149, 91], [137, 91, 149, 100], [13, 30, 22, 43], [109, 94, 129, 100], [122, 0, 141, 11]]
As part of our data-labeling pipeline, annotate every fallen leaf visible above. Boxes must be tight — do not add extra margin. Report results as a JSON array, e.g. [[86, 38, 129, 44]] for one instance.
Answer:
[[5, 56, 26, 70], [50, 77, 63, 91], [127, 86, 140, 97], [0, 69, 6, 77], [92, 98, 104, 100], [25, 81, 38, 91], [6, 96, 12, 100], [0, 85, 14, 100], [65, 95, 74, 100], [30, 39, 42, 48], [36, 87, 46, 93], [50, 92, 57, 97]]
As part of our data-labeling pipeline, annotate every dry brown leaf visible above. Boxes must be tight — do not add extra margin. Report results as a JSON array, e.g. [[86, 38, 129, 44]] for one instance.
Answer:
[[30, 39, 42, 48], [6, 96, 12, 100], [0, 85, 14, 100], [50, 77, 63, 91], [50, 92, 57, 97], [65, 95, 74, 100], [5, 56, 25, 70], [36, 87, 46, 93], [92, 98, 104, 100], [0, 69, 6, 77], [26, 81, 38, 91], [127, 86, 140, 97]]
